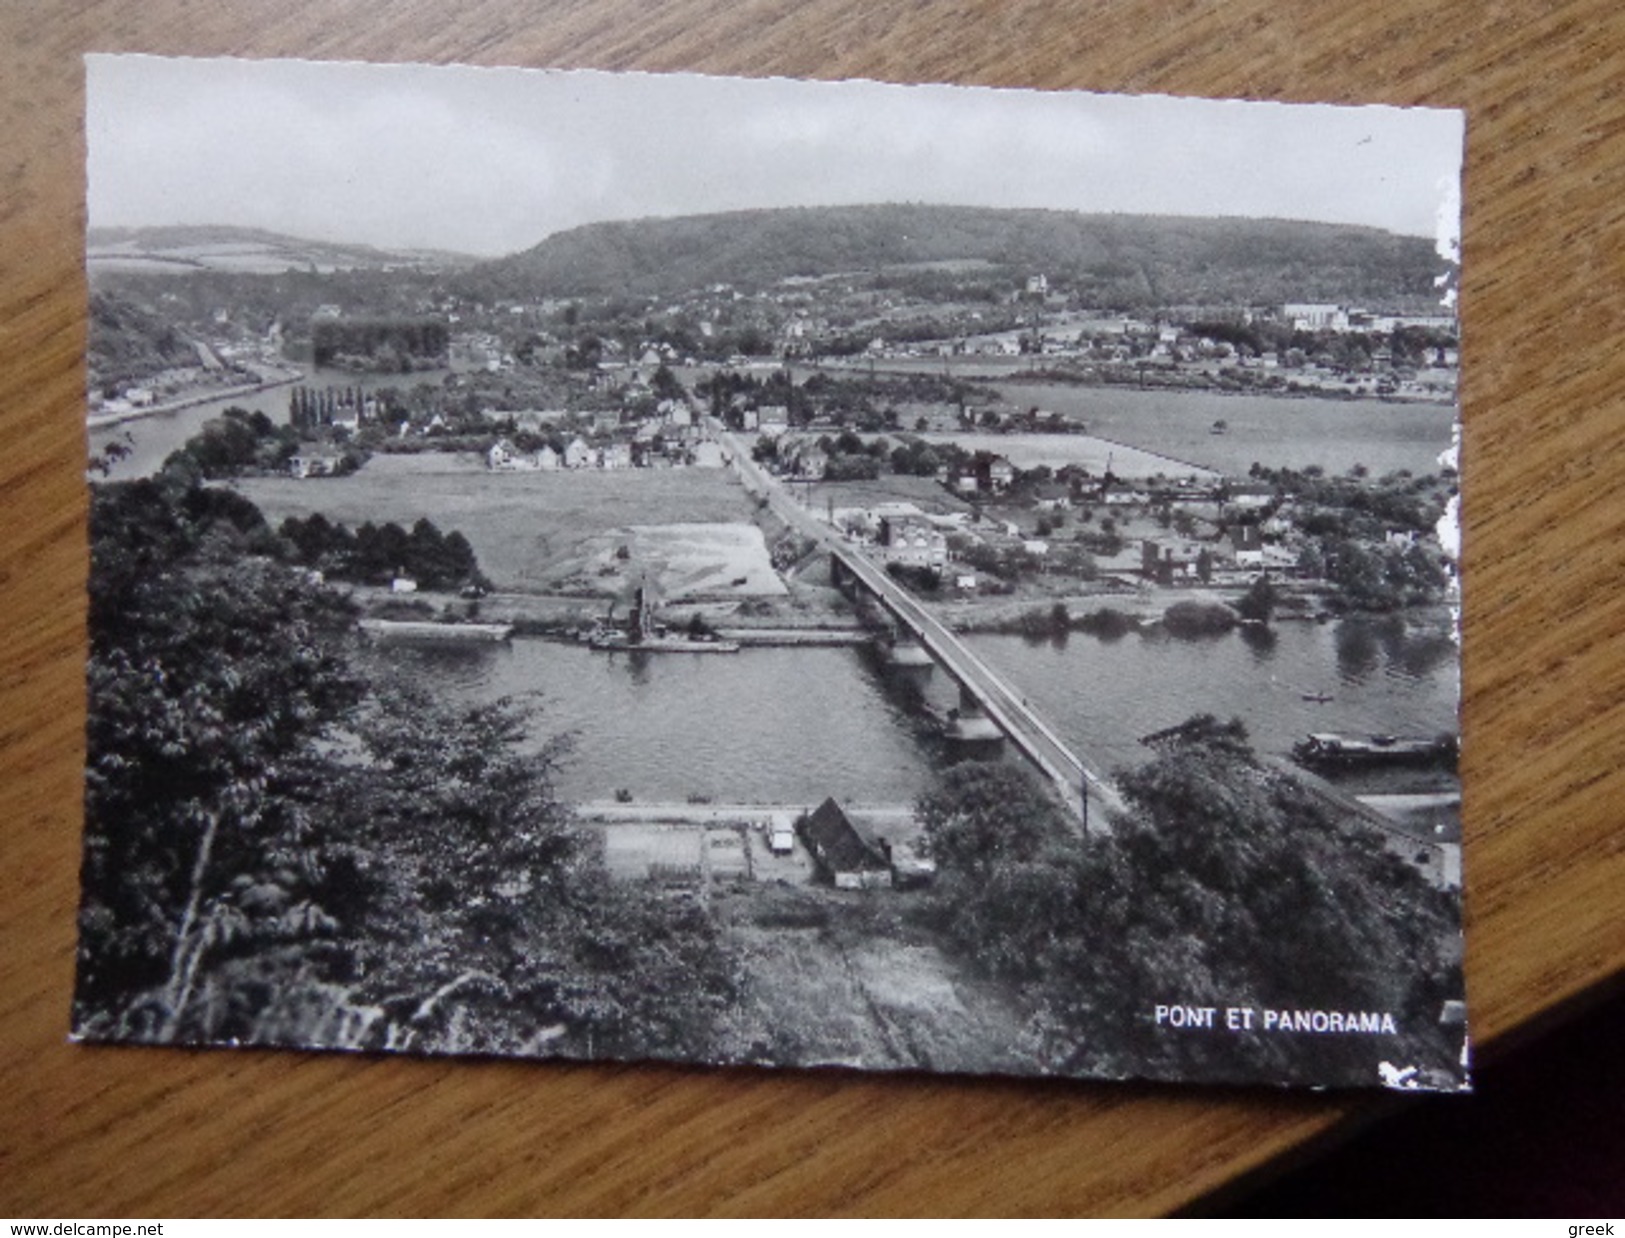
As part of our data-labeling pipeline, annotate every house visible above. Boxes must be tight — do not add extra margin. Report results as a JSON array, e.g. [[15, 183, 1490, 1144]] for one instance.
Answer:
[[288, 445, 346, 478], [563, 437, 593, 469], [1223, 482, 1275, 510], [537, 445, 561, 471], [877, 516, 948, 570], [601, 443, 633, 470], [487, 438, 539, 471], [1229, 524, 1265, 568], [1033, 482, 1072, 511], [757, 405, 790, 439], [975, 454, 1015, 493], [797, 798, 892, 890], [793, 446, 829, 479], [1284, 302, 1349, 332], [691, 441, 725, 469]]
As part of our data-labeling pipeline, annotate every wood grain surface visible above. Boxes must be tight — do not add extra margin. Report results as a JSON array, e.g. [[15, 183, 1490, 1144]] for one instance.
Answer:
[[3, 0, 1622, 1217]]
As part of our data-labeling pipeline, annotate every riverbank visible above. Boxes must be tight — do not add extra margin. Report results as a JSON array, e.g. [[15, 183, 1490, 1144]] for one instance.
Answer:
[[838, 354, 1457, 407], [88, 365, 302, 429]]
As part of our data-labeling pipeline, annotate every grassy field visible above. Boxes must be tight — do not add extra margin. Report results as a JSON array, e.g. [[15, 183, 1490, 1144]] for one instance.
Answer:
[[913, 431, 1220, 479], [710, 886, 1033, 1074], [235, 456, 765, 593], [798, 473, 977, 518]]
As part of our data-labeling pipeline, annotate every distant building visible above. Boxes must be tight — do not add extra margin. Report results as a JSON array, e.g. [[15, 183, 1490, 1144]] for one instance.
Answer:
[[563, 437, 593, 469], [288, 445, 346, 479], [877, 516, 948, 570], [486, 438, 540, 471], [797, 798, 892, 890], [794, 447, 829, 479], [1223, 482, 1275, 510], [757, 406, 790, 438], [1230, 524, 1265, 568], [1033, 483, 1072, 511], [1283, 302, 1349, 331]]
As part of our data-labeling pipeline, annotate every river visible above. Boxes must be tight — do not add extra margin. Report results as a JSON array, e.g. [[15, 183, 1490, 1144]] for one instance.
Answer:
[[367, 614, 1458, 806], [366, 641, 946, 806], [795, 360, 1458, 480], [88, 366, 451, 481], [94, 362, 1459, 804]]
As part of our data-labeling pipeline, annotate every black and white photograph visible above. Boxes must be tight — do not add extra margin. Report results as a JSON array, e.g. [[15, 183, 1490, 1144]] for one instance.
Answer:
[[77, 53, 1467, 1092]]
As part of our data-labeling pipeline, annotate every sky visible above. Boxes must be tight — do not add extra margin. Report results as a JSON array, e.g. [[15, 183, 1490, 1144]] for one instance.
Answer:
[[86, 54, 1464, 260]]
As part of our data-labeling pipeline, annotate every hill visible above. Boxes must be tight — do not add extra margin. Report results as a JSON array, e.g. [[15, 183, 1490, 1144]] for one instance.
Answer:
[[87, 289, 206, 392], [473, 204, 1447, 308], [87, 225, 477, 277]]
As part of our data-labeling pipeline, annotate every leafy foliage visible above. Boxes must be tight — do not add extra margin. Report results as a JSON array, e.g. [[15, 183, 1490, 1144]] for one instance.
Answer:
[[77, 472, 733, 1059], [279, 513, 488, 590], [917, 724, 1465, 1087]]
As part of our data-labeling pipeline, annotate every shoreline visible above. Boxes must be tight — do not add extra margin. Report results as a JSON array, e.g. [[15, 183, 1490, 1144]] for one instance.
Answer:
[[828, 355, 1458, 408], [88, 367, 303, 429]]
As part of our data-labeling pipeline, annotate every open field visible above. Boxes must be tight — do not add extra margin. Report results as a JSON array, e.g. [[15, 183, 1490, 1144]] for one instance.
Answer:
[[234, 457, 762, 592], [796, 472, 977, 517], [913, 431, 1220, 479]]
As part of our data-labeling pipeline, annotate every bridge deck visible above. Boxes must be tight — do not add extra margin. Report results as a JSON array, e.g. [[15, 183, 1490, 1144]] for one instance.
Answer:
[[719, 419, 1118, 825]]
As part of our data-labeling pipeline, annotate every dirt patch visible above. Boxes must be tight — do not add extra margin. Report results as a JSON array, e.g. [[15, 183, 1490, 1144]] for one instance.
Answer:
[[550, 522, 786, 600]]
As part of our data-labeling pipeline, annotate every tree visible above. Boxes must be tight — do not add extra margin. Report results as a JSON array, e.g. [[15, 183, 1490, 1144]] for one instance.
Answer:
[[916, 763, 1069, 879], [78, 468, 734, 1060], [921, 715, 1466, 1087], [1235, 574, 1278, 624], [78, 479, 365, 1043]]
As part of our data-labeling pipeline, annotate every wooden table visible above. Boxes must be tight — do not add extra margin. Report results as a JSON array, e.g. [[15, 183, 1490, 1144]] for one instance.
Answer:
[[3, 1, 1622, 1216]]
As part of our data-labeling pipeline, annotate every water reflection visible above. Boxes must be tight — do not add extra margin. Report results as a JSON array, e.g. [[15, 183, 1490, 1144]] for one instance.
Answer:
[[1239, 624, 1278, 660], [1335, 620, 1382, 683]]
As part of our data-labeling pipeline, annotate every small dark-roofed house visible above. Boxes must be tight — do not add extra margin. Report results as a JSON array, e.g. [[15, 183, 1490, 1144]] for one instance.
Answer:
[[798, 797, 892, 890]]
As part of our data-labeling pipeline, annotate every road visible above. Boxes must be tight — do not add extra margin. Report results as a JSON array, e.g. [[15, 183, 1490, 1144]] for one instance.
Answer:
[[716, 420, 1124, 827]]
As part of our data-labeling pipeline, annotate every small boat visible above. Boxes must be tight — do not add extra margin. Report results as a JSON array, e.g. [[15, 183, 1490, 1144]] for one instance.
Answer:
[[1210, 419, 1229, 435], [1301, 691, 1334, 703]]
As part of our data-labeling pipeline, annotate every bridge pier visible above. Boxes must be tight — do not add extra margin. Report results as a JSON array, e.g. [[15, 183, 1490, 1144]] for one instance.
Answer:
[[948, 682, 1004, 749], [882, 636, 935, 676], [829, 554, 848, 591]]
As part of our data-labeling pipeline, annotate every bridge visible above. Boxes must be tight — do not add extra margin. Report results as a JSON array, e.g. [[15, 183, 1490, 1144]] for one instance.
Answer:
[[717, 423, 1123, 827]]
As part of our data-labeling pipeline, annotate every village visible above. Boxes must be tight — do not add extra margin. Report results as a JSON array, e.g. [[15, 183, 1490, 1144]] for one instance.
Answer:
[[87, 255, 1461, 928]]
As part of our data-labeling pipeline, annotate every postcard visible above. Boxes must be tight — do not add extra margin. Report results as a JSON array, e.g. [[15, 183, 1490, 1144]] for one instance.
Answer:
[[78, 54, 1467, 1090]]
